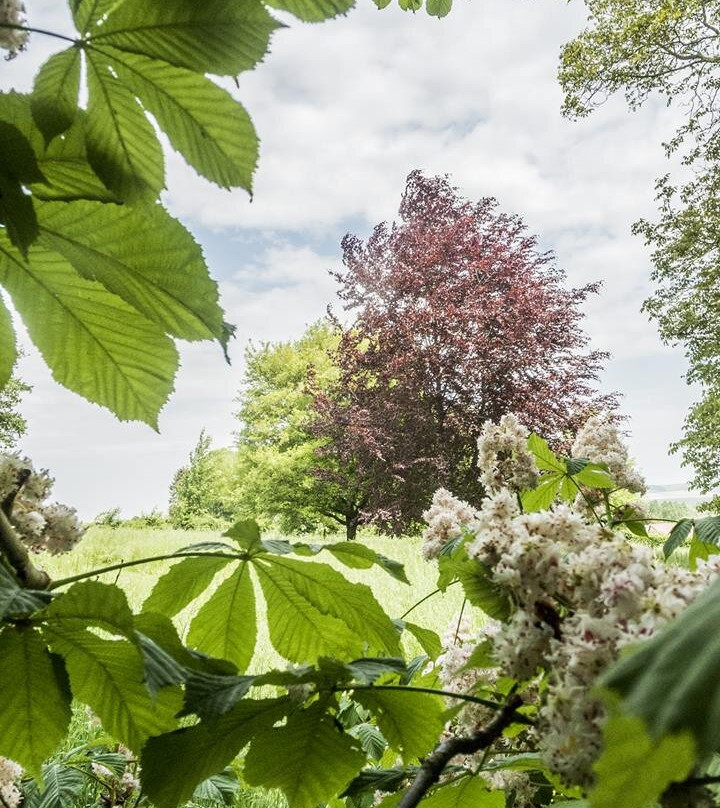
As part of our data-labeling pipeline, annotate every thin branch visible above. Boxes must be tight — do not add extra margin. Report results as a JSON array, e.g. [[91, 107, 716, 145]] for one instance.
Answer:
[[48, 551, 243, 590], [394, 694, 523, 808]]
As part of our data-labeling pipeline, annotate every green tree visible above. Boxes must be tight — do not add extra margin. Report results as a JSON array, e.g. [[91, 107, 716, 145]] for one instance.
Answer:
[[559, 0, 720, 510], [233, 322, 366, 538], [0, 372, 30, 449], [169, 431, 238, 529]]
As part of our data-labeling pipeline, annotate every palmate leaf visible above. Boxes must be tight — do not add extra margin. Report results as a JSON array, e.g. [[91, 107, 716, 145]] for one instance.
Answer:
[[42, 625, 182, 753], [142, 698, 289, 808], [244, 703, 366, 808], [0, 236, 178, 427], [36, 199, 226, 341], [254, 556, 400, 663], [31, 49, 81, 144], [43, 581, 135, 636], [186, 562, 257, 672], [104, 47, 258, 192], [71, 0, 122, 35], [663, 518, 694, 559], [0, 565, 52, 619], [0, 627, 72, 777], [90, 0, 281, 76], [353, 688, 445, 763]]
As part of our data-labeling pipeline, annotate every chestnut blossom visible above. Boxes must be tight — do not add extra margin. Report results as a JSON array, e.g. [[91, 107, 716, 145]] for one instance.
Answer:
[[0, 453, 84, 555], [421, 488, 477, 559], [571, 415, 646, 494], [0, 757, 22, 808], [477, 413, 539, 494], [0, 0, 27, 57]]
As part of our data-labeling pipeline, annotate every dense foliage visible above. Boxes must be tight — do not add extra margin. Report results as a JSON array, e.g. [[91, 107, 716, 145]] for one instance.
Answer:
[[232, 322, 357, 536], [313, 172, 615, 535], [169, 431, 237, 530], [0, 370, 29, 449], [558, 0, 720, 508]]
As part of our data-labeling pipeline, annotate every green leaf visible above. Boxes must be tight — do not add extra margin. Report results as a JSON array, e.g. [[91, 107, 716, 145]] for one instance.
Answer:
[[44, 581, 135, 636], [84, 51, 165, 202], [244, 703, 366, 808], [183, 670, 256, 718], [589, 716, 695, 808], [0, 565, 52, 619], [455, 559, 511, 621], [0, 236, 178, 427], [0, 174, 39, 255], [0, 627, 72, 777], [142, 698, 289, 808], [90, 0, 280, 76], [341, 767, 411, 799], [0, 298, 16, 389], [521, 474, 563, 512], [461, 639, 496, 671], [254, 556, 400, 662], [354, 688, 445, 763], [694, 515, 720, 545], [425, 0, 452, 16], [43, 625, 182, 753], [192, 770, 240, 806], [187, 562, 257, 672], [527, 433, 564, 472], [422, 778, 504, 808], [323, 542, 409, 584], [574, 463, 615, 489], [72, 0, 122, 34], [143, 555, 232, 617], [350, 723, 387, 761], [105, 48, 258, 192], [402, 621, 442, 659], [22, 762, 86, 808], [600, 576, 720, 759], [36, 200, 225, 341], [689, 537, 716, 569], [262, 0, 354, 22], [136, 632, 188, 696], [663, 518, 694, 559], [32, 49, 81, 143], [0, 119, 45, 183], [224, 518, 262, 552]]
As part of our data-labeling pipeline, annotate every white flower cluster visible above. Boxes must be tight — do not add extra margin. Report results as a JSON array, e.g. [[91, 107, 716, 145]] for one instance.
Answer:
[[0, 0, 27, 58], [477, 414, 539, 494], [0, 453, 84, 555], [421, 488, 477, 559], [437, 488, 720, 787], [91, 745, 140, 806], [0, 757, 22, 808], [571, 415, 646, 495]]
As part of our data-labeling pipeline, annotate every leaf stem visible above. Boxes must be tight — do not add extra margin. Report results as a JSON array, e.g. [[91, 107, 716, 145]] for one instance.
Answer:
[[400, 580, 459, 620], [48, 551, 242, 590], [0, 23, 78, 44], [341, 683, 529, 715]]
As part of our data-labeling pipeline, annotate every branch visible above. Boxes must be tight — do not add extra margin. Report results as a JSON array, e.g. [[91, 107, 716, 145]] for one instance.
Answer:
[[395, 694, 523, 808], [0, 509, 50, 589]]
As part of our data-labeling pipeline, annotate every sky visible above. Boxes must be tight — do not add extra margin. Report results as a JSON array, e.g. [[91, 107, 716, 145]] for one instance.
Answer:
[[1, 0, 700, 519]]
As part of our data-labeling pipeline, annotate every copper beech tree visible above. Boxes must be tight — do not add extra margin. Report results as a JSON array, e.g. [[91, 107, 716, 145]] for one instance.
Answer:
[[311, 171, 616, 537]]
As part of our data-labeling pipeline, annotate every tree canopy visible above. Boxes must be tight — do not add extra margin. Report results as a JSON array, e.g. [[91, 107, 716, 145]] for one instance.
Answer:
[[313, 171, 615, 534]]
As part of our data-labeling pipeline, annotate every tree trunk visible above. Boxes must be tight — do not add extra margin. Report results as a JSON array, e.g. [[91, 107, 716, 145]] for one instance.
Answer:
[[345, 514, 359, 541]]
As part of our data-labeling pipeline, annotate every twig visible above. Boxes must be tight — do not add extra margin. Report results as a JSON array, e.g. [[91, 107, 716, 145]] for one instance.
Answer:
[[395, 694, 523, 808]]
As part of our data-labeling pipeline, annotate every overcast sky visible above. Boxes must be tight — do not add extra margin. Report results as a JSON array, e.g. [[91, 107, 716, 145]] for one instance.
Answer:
[[2, 0, 699, 519]]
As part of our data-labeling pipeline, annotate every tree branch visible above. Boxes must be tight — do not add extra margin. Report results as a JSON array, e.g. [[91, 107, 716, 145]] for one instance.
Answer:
[[395, 694, 523, 808], [0, 509, 50, 589]]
